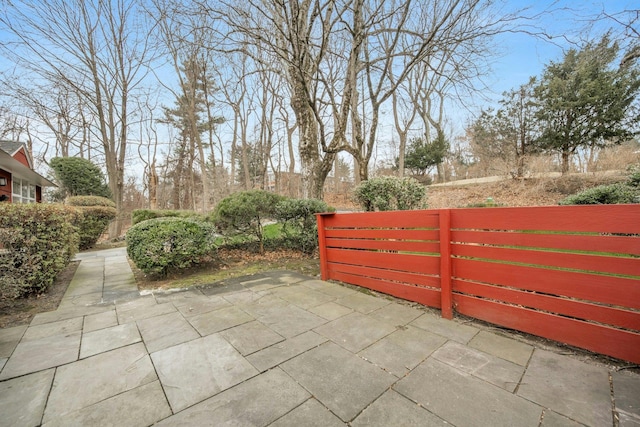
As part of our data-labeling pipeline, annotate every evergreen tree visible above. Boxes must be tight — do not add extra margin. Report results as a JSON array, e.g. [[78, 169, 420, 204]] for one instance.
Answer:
[[534, 34, 640, 173]]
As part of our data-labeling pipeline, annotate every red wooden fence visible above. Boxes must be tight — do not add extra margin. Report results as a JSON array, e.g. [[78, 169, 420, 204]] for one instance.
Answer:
[[316, 205, 640, 364]]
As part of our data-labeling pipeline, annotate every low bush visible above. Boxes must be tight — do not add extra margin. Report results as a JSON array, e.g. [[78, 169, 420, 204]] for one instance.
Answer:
[[559, 183, 638, 205], [353, 176, 427, 211], [131, 209, 205, 226], [275, 198, 334, 253], [67, 196, 117, 249], [126, 217, 216, 276], [211, 190, 285, 253], [0, 203, 80, 299]]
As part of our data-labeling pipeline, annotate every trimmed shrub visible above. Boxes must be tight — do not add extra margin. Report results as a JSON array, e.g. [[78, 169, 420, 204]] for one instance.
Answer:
[[0, 203, 80, 299], [274, 198, 334, 253], [126, 217, 216, 276], [131, 209, 205, 226], [211, 190, 285, 253], [67, 196, 117, 250], [354, 176, 427, 211], [559, 183, 638, 205]]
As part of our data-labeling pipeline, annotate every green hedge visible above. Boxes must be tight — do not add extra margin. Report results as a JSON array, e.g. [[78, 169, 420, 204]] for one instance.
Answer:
[[126, 218, 216, 276], [353, 176, 427, 211], [67, 196, 117, 249], [559, 183, 639, 205], [131, 209, 204, 225], [0, 203, 80, 299], [274, 198, 334, 254]]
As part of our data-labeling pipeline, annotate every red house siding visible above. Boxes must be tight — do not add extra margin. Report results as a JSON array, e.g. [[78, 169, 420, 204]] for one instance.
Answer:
[[12, 147, 30, 168]]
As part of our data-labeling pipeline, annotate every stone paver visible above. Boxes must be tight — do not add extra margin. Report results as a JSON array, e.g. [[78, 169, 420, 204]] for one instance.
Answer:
[[282, 341, 396, 422], [257, 303, 327, 338], [0, 331, 81, 380], [82, 309, 117, 333], [0, 369, 54, 427], [219, 320, 284, 355], [246, 331, 327, 372], [468, 330, 534, 366], [308, 301, 353, 320], [369, 302, 424, 326], [151, 333, 258, 412], [43, 343, 157, 424], [314, 311, 396, 353], [613, 370, 640, 426], [272, 285, 336, 309], [270, 398, 345, 427], [0, 325, 27, 357], [410, 312, 479, 343], [517, 349, 612, 427], [359, 325, 447, 377], [21, 317, 83, 342], [42, 381, 171, 427], [432, 341, 525, 392], [137, 311, 199, 353], [173, 295, 231, 317], [187, 305, 254, 336], [336, 292, 391, 313], [395, 358, 543, 427], [155, 368, 309, 425], [2, 247, 638, 427], [352, 389, 449, 426], [80, 322, 141, 358]]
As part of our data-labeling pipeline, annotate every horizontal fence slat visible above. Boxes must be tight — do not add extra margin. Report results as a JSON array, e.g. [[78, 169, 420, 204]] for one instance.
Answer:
[[454, 294, 640, 364], [453, 279, 640, 331], [453, 258, 640, 310], [328, 262, 441, 289], [326, 228, 439, 241], [326, 238, 440, 253], [326, 248, 440, 275], [329, 270, 441, 308], [451, 230, 640, 256], [324, 210, 439, 229], [452, 244, 640, 277], [451, 205, 640, 234]]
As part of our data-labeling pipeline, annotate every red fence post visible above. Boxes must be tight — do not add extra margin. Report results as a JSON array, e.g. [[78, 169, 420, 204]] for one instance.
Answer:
[[439, 209, 453, 319], [316, 212, 334, 281]]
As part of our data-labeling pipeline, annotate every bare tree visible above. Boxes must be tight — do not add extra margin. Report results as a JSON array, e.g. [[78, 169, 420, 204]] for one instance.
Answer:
[[0, 0, 156, 236]]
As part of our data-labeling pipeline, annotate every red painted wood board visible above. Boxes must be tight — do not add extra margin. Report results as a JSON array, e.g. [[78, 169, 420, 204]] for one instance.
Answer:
[[454, 294, 640, 364], [325, 238, 440, 253], [325, 228, 439, 241], [327, 262, 441, 289], [326, 248, 440, 275], [324, 210, 440, 229], [330, 270, 441, 308], [453, 258, 640, 310], [451, 244, 640, 277], [451, 205, 640, 234], [451, 230, 640, 256], [453, 279, 640, 331]]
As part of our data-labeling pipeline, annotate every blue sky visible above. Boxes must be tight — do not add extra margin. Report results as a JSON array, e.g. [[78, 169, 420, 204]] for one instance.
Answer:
[[486, 0, 637, 100]]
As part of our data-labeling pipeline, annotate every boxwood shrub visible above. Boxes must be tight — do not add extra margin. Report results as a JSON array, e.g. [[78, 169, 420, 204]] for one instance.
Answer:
[[0, 203, 80, 299], [67, 196, 117, 249], [126, 217, 216, 276], [274, 198, 334, 253], [131, 209, 205, 226], [559, 183, 638, 205]]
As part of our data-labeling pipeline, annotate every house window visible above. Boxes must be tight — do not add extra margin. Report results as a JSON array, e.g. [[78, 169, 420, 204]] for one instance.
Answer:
[[12, 178, 36, 203]]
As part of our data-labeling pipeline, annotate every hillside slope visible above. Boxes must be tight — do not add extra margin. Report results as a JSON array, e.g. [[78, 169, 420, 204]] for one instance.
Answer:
[[426, 173, 628, 209]]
